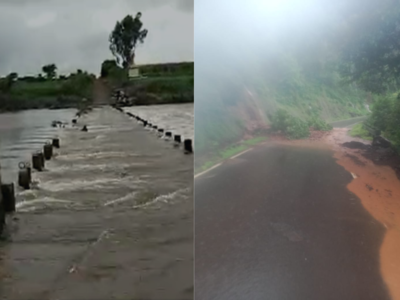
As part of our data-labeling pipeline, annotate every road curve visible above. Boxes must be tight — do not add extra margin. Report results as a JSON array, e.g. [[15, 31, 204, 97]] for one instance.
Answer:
[[195, 143, 390, 300]]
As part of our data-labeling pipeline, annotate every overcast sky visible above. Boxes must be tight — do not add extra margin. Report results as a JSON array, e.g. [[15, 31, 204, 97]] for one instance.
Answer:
[[0, 0, 193, 76]]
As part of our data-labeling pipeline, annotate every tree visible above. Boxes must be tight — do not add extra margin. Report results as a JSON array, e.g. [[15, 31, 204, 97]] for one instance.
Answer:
[[0, 72, 19, 92], [100, 59, 118, 77], [339, 3, 400, 93], [42, 64, 57, 79], [109, 12, 148, 69], [7, 72, 18, 82]]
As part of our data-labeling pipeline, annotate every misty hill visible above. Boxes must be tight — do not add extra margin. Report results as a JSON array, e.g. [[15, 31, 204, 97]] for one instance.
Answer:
[[195, 0, 393, 156]]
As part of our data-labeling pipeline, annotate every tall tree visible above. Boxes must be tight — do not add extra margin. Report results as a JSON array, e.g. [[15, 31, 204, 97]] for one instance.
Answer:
[[109, 12, 148, 69], [42, 64, 57, 79]]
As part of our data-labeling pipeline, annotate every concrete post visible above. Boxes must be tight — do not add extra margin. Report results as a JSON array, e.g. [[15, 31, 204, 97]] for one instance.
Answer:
[[43, 143, 53, 160], [184, 139, 193, 154], [52, 138, 60, 148], [1, 183, 16, 213]]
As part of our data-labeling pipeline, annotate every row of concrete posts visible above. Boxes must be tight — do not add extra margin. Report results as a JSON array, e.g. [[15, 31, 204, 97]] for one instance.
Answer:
[[0, 137, 60, 235], [112, 105, 193, 154]]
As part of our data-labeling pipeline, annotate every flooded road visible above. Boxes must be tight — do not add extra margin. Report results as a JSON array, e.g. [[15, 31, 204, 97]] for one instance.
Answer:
[[195, 140, 393, 300], [0, 109, 75, 183], [0, 105, 193, 300], [124, 103, 194, 141]]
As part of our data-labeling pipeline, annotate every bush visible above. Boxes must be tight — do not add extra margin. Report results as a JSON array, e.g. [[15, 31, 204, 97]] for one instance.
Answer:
[[287, 118, 310, 139], [366, 93, 400, 152], [270, 109, 310, 139], [369, 96, 393, 132], [307, 116, 333, 131], [349, 123, 373, 140], [270, 109, 292, 132]]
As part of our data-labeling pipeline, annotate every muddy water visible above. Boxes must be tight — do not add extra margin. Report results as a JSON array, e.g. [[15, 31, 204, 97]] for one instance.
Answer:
[[0, 106, 193, 299], [0, 109, 75, 183], [0, 104, 193, 210], [124, 103, 194, 141]]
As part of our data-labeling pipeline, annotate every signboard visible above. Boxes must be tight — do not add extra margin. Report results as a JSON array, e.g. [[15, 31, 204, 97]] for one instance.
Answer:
[[128, 67, 139, 78]]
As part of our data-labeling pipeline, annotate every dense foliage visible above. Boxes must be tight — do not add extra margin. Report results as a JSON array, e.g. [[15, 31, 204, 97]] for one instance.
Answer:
[[367, 93, 400, 151], [338, 0, 400, 151], [340, 2, 400, 93], [269, 109, 309, 139]]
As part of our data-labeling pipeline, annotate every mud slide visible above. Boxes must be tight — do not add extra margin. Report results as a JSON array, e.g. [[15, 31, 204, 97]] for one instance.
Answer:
[[326, 128, 400, 300]]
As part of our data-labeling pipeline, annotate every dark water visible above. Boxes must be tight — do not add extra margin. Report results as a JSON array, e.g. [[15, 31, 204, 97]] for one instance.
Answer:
[[0, 109, 75, 183]]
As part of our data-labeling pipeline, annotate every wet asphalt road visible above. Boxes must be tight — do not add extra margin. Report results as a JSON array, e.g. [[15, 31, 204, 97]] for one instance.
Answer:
[[195, 143, 390, 300]]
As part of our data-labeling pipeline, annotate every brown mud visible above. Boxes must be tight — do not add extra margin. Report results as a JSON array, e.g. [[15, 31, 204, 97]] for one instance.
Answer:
[[324, 128, 400, 300]]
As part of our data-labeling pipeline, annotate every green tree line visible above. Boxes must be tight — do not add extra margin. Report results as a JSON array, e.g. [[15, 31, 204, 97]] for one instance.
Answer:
[[0, 64, 95, 111]]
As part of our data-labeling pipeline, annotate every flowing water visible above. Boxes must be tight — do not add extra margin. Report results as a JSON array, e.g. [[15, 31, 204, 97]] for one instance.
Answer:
[[0, 104, 193, 299], [124, 103, 194, 141], [0, 103, 193, 211], [0, 109, 75, 183]]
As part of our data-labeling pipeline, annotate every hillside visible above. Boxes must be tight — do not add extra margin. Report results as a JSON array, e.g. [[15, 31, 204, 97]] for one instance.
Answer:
[[195, 56, 369, 159], [194, 0, 390, 164]]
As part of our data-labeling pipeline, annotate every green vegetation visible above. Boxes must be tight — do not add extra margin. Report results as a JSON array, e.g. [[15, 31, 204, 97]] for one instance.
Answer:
[[0, 67, 95, 111], [0, 11, 191, 111], [220, 144, 247, 159], [349, 123, 373, 141], [101, 12, 194, 105], [195, 0, 400, 160], [268, 109, 331, 140], [195, 136, 267, 174], [103, 12, 193, 105], [338, 2, 400, 152], [139, 62, 194, 77], [243, 137, 267, 146], [42, 64, 57, 79], [365, 93, 400, 151], [307, 116, 333, 131], [101, 59, 194, 105]]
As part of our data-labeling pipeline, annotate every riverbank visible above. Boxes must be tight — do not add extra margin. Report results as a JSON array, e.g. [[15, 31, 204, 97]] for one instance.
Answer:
[[0, 107, 193, 299], [0, 71, 95, 112]]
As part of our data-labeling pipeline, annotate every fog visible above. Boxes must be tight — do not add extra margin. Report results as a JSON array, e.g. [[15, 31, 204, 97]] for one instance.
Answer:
[[194, 0, 395, 155]]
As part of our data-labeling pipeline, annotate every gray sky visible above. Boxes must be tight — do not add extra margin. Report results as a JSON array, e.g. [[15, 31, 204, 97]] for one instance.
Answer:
[[0, 0, 193, 76]]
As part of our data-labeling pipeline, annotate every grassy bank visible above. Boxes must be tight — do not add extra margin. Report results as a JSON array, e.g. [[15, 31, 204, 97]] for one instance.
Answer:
[[349, 123, 373, 141], [0, 71, 95, 111], [122, 75, 194, 105], [103, 61, 194, 105], [195, 136, 267, 174]]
